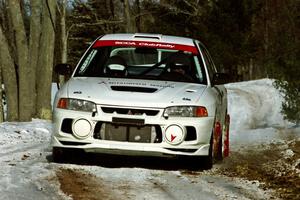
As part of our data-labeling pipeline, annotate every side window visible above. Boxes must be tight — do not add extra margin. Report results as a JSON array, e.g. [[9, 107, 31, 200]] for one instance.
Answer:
[[205, 48, 217, 73], [199, 44, 216, 82]]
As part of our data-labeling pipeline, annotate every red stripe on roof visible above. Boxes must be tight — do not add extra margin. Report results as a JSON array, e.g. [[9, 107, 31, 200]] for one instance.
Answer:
[[93, 40, 198, 54]]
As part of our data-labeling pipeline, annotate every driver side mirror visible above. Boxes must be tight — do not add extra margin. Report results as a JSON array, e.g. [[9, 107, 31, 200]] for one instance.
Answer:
[[54, 63, 73, 76], [212, 73, 231, 85]]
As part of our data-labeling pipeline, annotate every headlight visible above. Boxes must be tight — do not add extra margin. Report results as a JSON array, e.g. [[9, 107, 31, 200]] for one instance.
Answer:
[[164, 106, 208, 117], [57, 98, 96, 112]]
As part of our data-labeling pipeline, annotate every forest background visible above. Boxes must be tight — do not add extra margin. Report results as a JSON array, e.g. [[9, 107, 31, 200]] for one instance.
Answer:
[[0, 0, 298, 123]]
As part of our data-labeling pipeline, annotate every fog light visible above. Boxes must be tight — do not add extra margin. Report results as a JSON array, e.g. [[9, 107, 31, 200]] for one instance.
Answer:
[[72, 119, 92, 139], [165, 125, 185, 145]]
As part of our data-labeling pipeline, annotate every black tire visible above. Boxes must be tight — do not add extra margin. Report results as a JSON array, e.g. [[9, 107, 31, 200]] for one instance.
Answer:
[[202, 135, 213, 170], [187, 135, 213, 171], [52, 147, 66, 163]]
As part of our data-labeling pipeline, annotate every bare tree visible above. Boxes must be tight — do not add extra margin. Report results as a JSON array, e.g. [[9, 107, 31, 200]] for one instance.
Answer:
[[8, 0, 31, 121], [124, 0, 135, 32], [0, 67, 3, 123], [29, 0, 42, 117], [57, 0, 68, 85], [0, 25, 18, 121], [36, 0, 56, 119], [0, 0, 57, 121]]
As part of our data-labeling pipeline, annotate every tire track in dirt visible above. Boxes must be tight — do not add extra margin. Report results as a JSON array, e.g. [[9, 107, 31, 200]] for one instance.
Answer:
[[56, 168, 132, 200]]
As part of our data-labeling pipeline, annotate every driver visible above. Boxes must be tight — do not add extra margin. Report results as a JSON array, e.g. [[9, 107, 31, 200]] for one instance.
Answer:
[[164, 53, 194, 82]]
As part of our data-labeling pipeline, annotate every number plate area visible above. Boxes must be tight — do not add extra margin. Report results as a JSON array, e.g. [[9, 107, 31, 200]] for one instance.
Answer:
[[96, 123, 162, 143]]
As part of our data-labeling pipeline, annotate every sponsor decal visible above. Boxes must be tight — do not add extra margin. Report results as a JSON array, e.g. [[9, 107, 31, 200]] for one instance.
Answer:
[[182, 97, 191, 101], [93, 40, 198, 54], [115, 41, 175, 49], [150, 83, 175, 88], [105, 81, 175, 88], [108, 81, 147, 86]]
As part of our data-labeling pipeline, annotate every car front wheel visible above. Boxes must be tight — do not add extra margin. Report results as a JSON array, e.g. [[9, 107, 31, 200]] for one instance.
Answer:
[[202, 135, 213, 170], [187, 135, 213, 170]]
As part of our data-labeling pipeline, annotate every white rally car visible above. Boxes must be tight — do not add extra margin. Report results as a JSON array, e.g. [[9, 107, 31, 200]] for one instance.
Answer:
[[52, 33, 230, 169]]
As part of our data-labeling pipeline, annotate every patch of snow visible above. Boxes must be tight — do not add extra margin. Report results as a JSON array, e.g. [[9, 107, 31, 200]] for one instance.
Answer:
[[226, 79, 291, 131], [0, 120, 68, 200], [282, 149, 295, 159], [225, 79, 299, 148]]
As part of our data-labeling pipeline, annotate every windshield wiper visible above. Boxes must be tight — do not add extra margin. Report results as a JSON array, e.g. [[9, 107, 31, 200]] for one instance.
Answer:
[[139, 51, 181, 76]]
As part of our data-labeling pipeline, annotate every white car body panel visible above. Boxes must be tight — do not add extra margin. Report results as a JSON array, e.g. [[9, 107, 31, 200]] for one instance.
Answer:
[[58, 78, 208, 109]]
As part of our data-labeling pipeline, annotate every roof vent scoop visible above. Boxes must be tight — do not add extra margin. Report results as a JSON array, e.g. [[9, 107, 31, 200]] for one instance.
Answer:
[[133, 33, 162, 40]]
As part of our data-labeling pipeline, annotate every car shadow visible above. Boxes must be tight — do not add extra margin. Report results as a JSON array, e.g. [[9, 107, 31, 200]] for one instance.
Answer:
[[46, 149, 207, 171]]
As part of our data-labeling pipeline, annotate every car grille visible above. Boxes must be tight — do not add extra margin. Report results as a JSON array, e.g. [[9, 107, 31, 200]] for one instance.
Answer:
[[185, 126, 197, 141], [61, 118, 73, 134], [101, 107, 160, 116], [93, 122, 162, 143]]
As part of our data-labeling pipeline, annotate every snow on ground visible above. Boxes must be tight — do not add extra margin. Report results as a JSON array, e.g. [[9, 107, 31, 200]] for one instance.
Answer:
[[226, 79, 299, 149], [227, 79, 286, 130], [0, 79, 299, 200], [0, 119, 67, 199]]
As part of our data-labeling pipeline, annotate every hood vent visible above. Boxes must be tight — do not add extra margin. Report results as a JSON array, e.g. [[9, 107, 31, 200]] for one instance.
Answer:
[[111, 86, 157, 93]]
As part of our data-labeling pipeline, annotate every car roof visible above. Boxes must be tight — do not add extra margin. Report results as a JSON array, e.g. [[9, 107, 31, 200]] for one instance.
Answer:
[[99, 33, 196, 46]]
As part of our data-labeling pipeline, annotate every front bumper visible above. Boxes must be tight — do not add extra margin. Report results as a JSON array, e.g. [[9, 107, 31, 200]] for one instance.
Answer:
[[51, 136, 210, 157], [51, 106, 214, 157]]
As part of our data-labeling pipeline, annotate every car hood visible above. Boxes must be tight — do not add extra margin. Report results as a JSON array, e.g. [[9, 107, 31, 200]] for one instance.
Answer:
[[67, 77, 207, 108]]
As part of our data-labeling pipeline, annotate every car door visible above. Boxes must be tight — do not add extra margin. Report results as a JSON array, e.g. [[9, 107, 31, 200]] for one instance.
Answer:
[[197, 42, 227, 125]]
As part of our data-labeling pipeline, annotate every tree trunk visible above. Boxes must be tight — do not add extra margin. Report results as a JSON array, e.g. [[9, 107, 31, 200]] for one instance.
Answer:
[[0, 67, 3, 123], [124, 0, 135, 33], [263, 0, 271, 77], [59, 0, 67, 85], [249, 58, 253, 80], [0, 26, 19, 121], [29, 0, 42, 117], [135, 0, 141, 32], [8, 0, 31, 121], [36, 0, 56, 119]]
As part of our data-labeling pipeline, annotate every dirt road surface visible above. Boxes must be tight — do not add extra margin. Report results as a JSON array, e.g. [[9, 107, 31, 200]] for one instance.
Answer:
[[53, 136, 300, 200]]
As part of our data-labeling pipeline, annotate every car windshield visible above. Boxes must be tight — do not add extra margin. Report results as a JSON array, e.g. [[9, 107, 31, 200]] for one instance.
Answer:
[[74, 43, 207, 84]]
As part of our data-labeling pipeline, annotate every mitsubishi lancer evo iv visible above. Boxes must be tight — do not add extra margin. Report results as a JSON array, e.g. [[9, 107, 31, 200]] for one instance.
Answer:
[[52, 33, 230, 169]]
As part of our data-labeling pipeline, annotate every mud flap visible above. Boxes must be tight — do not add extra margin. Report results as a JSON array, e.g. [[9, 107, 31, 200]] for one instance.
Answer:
[[213, 121, 220, 159], [223, 114, 230, 157]]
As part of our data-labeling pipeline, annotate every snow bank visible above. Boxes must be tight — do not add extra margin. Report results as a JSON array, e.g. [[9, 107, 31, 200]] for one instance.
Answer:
[[225, 79, 299, 148], [226, 79, 288, 131]]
